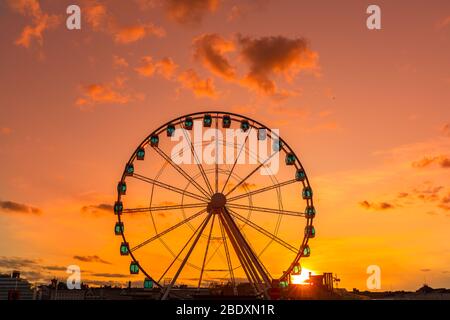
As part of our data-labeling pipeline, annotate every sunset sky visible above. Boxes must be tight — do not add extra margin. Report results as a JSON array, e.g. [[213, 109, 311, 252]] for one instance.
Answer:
[[0, 0, 449, 291]]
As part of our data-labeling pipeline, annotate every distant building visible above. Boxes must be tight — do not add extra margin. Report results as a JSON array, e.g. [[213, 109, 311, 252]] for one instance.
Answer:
[[0, 271, 34, 300], [37, 280, 136, 300]]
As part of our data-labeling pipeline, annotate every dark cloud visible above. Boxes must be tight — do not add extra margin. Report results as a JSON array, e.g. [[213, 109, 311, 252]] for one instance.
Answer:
[[193, 33, 236, 80], [420, 269, 431, 272], [395, 184, 449, 213], [0, 257, 37, 269], [439, 193, 450, 211], [237, 34, 319, 95], [0, 257, 68, 283], [43, 265, 68, 271], [81, 203, 113, 215], [73, 255, 112, 265], [177, 68, 218, 98], [166, 0, 219, 25], [412, 155, 450, 169], [0, 200, 42, 215], [90, 273, 129, 278], [359, 200, 395, 211], [413, 185, 443, 203]]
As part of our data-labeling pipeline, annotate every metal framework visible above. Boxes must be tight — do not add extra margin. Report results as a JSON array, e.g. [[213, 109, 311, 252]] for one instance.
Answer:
[[114, 111, 315, 300]]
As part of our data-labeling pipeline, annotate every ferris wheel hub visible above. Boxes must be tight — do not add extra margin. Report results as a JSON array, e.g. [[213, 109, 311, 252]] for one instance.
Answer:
[[209, 192, 227, 210]]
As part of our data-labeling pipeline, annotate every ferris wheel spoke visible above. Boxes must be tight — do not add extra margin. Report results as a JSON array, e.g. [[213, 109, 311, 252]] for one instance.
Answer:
[[227, 179, 297, 202], [130, 208, 207, 252], [226, 203, 305, 217], [198, 214, 216, 289], [224, 151, 279, 197], [132, 173, 209, 203], [221, 126, 253, 194], [215, 113, 219, 193], [123, 203, 206, 214], [157, 212, 210, 284], [161, 212, 213, 300], [153, 147, 211, 198], [227, 207, 297, 253], [181, 128, 214, 196]]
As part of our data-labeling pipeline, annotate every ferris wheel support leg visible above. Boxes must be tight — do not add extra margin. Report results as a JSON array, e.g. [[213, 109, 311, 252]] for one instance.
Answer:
[[161, 213, 213, 300], [223, 208, 272, 287], [197, 215, 216, 289], [219, 210, 271, 299], [218, 214, 261, 295], [218, 217, 237, 294]]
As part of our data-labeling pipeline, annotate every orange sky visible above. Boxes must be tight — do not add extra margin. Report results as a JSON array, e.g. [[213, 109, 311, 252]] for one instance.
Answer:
[[0, 0, 449, 291]]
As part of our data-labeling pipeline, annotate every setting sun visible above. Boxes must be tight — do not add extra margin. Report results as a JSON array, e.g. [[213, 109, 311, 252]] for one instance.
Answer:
[[291, 268, 314, 285]]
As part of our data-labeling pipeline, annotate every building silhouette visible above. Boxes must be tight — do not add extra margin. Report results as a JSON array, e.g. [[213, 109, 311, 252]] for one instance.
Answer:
[[0, 271, 33, 300]]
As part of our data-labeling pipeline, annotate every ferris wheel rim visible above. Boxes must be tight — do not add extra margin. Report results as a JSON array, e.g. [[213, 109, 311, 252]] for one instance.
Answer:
[[115, 110, 315, 293]]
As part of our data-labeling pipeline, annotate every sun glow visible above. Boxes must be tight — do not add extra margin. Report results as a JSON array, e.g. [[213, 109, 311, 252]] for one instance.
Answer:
[[291, 268, 313, 284]]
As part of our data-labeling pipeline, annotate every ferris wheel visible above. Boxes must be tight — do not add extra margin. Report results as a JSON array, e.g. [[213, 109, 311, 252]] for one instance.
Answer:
[[114, 111, 316, 300]]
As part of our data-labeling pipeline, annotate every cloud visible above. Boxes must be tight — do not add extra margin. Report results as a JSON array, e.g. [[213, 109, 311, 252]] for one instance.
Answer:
[[73, 255, 112, 264], [75, 77, 142, 107], [177, 69, 217, 98], [394, 183, 450, 213], [84, 2, 108, 30], [0, 257, 70, 282], [359, 200, 395, 211], [420, 269, 431, 272], [412, 185, 443, 202], [439, 193, 450, 211], [0, 200, 42, 215], [113, 23, 165, 44], [90, 272, 128, 278], [188, 33, 319, 99], [135, 56, 178, 79], [81, 203, 113, 215], [237, 35, 319, 95], [135, 56, 156, 77], [193, 33, 236, 80], [165, 0, 219, 25], [43, 265, 68, 271], [84, 2, 165, 44], [8, 0, 60, 48], [412, 155, 450, 169], [0, 257, 37, 269], [157, 57, 178, 79]]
